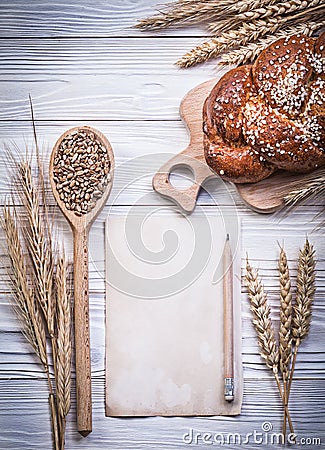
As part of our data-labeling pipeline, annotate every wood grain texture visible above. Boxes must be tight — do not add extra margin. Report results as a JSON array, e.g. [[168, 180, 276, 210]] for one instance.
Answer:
[[1, 379, 325, 450], [0, 38, 216, 121], [0, 0, 207, 38], [0, 0, 324, 449]]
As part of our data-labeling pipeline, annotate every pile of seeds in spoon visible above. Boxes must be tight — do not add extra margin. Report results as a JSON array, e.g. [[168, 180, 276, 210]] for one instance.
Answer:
[[52, 128, 111, 216]]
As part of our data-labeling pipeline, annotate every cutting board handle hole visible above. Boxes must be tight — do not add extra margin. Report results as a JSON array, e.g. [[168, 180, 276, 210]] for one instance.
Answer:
[[168, 165, 194, 190]]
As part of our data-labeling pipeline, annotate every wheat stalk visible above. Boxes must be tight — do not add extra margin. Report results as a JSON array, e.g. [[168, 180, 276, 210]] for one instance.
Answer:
[[16, 161, 56, 336], [55, 254, 71, 450], [278, 246, 292, 438], [208, 4, 323, 33], [137, 0, 325, 68], [1, 205, 48, 369], [245, 258, 279, 372], [284, 168, 325, 208], [220, 20, 325, 66], [178, 17, 283, 67], [136, 0, 285, 30], [245, 257, 294, 435], [137, 0, 325, 67], [279, 247, 292, 378], [3, 98, 72, 449], [177, 7, 322, 67], [11, 158, 60, 449], [135, 0, 225, 30], [1, 203, 60, 450], [283, 239, 316, 437]]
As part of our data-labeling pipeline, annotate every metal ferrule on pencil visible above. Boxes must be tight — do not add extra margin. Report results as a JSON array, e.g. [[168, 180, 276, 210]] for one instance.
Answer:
[[224, 377, 234, 402]]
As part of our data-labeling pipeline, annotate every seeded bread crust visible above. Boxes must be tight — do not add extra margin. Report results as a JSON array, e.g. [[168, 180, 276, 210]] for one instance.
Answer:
[[203, 33, 325, 183]]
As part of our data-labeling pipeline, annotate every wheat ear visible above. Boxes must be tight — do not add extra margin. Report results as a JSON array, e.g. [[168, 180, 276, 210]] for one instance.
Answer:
[[1, 205, 47, 368], [281, 239, 315, 443], [237, 0, 322, 20], [293, 238, 316, 343], [17, 162, 55, 333], [278, 246, 292, 438], [1, 204, 60, 450], [178, 4, 323, 68], [135, 0, 281, 30], [246, 257, 294, 435], [209, 0, 324, 35], [225, 0, 280, 15], [288, 239, 316, 388], [14, 159, 61, 449], [177, 13, 293, 67], [220, 20, 325, 66], [56, 254, 71, 450]]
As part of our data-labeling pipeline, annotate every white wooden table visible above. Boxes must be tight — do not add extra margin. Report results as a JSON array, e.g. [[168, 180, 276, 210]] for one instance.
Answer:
[[0, 2, 324, 449]]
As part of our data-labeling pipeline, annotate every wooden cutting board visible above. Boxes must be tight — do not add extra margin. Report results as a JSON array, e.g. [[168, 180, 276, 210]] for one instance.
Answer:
[[152, 78, 320, 214]]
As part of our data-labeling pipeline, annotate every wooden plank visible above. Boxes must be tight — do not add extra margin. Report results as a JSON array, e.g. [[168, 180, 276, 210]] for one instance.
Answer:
[[0, 379, 324, 449], [0, 0, 208, 38], [1, 319, 325, 379], [0, 38, 218, 121]]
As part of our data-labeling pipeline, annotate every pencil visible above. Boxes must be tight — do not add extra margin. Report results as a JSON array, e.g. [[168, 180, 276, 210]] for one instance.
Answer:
[[223, 234, 234, 402]]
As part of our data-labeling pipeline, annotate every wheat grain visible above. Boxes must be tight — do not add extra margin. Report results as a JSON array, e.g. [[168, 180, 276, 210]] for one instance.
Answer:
[[56, 254, 71, 449], [52, 128, 111, 216], [220, 21, 325, 66]]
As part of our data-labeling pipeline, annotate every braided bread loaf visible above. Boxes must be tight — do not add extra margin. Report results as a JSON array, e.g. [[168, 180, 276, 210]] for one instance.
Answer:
[[203, 33, 325, 183]]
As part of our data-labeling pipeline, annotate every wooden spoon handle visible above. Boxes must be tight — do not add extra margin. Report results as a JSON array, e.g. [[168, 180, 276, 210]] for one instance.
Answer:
[[73, 227, 92, 436]]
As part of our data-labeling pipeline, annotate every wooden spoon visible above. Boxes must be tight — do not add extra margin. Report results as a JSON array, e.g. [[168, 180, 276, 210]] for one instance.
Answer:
[[49, 126, 114, 436]]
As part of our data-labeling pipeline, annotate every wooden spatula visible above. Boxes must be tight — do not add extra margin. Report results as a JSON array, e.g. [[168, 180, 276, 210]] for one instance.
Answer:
[[49, 126, 114, 435]]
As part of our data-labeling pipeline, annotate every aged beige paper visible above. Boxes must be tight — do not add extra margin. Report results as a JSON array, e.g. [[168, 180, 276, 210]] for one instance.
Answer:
[[105, 210, 242, 416]]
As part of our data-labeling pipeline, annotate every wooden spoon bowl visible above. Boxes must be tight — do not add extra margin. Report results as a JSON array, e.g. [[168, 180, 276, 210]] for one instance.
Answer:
[[49, 125, 114, 435]]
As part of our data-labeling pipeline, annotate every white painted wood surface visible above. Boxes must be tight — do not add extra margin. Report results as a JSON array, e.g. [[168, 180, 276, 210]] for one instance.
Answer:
[[0, 2, 324, 449]]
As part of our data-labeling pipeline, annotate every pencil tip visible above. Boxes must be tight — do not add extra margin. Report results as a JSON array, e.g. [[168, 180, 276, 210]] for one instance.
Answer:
[[226, 233, 229, 241]]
